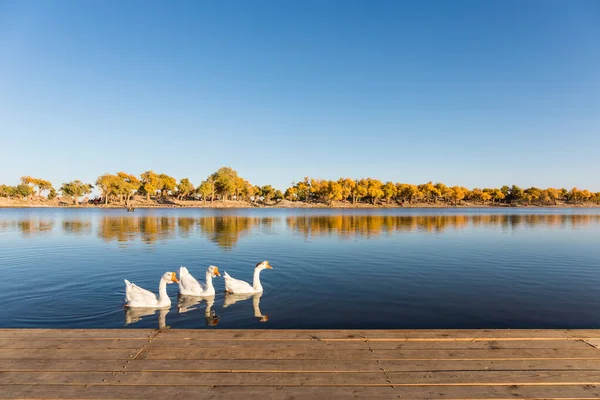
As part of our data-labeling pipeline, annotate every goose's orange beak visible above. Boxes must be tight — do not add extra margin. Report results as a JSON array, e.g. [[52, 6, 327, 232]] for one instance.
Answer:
[[265, 262, 273, 269], [214, 267, 221, 276], [171, 273, 179, 283]]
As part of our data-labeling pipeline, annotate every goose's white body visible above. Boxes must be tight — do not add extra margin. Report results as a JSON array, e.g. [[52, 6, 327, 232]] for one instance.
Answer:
[[124, 272, 177, 308], [178, 266, 219, 296], [223, 261, 272, 294]]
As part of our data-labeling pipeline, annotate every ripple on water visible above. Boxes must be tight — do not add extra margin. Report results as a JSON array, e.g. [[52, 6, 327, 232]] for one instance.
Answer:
[[2, 208, 600, 328]]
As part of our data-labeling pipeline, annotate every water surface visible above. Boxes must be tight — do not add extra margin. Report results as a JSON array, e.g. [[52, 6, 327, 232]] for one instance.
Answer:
[[1, 208, 599, 329]]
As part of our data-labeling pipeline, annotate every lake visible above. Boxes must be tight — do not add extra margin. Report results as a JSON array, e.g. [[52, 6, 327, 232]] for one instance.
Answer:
[[1, 207, 599, 329]]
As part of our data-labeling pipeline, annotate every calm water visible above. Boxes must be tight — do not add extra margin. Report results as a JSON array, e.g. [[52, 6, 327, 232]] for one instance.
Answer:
[[1, 208, 599, 329]]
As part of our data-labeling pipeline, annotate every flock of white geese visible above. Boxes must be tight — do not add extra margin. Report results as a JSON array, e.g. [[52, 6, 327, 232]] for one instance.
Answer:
[[123, 261, 273, 327]]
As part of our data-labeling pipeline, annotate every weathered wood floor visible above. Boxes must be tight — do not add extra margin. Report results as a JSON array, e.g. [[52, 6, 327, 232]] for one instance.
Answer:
[[1, 329, 600, 399]]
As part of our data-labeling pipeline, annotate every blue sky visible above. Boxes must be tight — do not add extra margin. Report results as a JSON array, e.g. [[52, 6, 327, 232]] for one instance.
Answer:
[[1, 0, 599, 191]]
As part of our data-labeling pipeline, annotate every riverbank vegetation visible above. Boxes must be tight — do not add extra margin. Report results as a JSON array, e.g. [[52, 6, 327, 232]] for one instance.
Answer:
[[1, 167, 600, 208]]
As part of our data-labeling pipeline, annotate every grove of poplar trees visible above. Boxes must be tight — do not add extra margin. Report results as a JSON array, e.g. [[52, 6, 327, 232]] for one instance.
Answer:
[[1, 168, 600, 207]]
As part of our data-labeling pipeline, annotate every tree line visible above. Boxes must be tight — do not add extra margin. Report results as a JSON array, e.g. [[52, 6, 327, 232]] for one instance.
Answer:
[[1, 168, 599, 206], [0, 168, 284, 206], [284, 178, 600, 206]]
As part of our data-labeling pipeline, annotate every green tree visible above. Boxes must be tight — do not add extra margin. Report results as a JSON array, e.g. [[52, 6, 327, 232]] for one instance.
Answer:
[[365, 178, 384, 205], [449, 186, 466, 206], [96, 174, 117, 205], [211, 167, 239, 201], [337, 178, 355, 203], [117, 172, 140, 206], [382, 181, 396, 204], [489, 188, 505, 204], [352, 179, 368, 204], [284, 187, 297, 201], [419, 181, 441, 203], [59, 180, 93, 205], [397, 183, 419, 204], [158, 174, 176, 197], [14, 184, 33, 199], [35, 179, 54, 198], [509, 185, 524, 203], [140, 171, 161, 201], [323, 181, 343, 206], [197, 180, 214, 203], [260, 185, 276, 203], [176, 178, 195, 200], [274, 189, 284, 203]]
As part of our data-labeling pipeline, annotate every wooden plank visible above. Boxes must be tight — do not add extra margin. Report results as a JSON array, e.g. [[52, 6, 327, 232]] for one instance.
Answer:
[[146, 339, 592, 350], [1, 329, 598, 340], [0, 329, 155, 339], [122, 359, 384, 372], [583, 339, 600, 349], [148, 339, 372, 350], [0, 339, 149, 349], [155, 329, 600, 340], [0, 349, 137, 360], [361, 329, 600, 340], [121, 358, 600, 372], [0, 372, 389, 386], [136, 347, 600, 361], [140, 348, 379, 360], [369, 340, 593, 350], [4, 358, 600, 373], [0, 385, 400, 400], [385, 370, 600, 386], [2, 384, 600, 400], [372, 348, 600, 360], [3, 370, 600, 386], [0, 359, 128, 372]]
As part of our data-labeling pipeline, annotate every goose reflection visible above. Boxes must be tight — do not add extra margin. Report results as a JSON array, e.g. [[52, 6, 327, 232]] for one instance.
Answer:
[[177, 295, 220, 326], [224, 292, 269, 323], [124, 307, 169, 329]]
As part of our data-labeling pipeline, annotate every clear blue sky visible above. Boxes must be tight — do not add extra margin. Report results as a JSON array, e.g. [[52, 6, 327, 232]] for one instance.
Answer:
[[1, 0, 599, 191]]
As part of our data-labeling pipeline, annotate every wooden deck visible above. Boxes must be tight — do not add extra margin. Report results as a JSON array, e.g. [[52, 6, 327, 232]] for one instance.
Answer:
[[1, 329, 600, 399]]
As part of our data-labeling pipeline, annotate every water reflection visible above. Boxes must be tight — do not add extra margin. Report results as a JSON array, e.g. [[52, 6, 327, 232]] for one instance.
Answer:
[[3, 213, 600, 245], [98, 216, 177, 244], [0, 219, 54, 236], [287, 214, 600, 237], [62, 220, 91, 235], [224, 292, 269, 323], [177, 295, 220, 326], [124, 307, 169, 329]]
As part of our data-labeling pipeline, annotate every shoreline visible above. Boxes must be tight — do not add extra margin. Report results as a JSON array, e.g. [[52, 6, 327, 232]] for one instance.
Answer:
[[1, 200, 599, 210]]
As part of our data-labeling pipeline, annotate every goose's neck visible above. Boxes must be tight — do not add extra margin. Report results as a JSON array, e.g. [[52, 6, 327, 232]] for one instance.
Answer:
[[157, 279, 171, 306], [205, 271, 214, 292], [252, 268, 263, 292]]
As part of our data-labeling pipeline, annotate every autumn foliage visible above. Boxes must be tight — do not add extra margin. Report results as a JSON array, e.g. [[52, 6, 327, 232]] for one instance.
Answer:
[[1, 169, 600, 207]]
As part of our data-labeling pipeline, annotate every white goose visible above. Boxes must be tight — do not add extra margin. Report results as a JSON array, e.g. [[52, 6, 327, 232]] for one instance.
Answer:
[[124, 272, 178, 308], [178, 266, 220, 296], [223, 261, 272, 294]]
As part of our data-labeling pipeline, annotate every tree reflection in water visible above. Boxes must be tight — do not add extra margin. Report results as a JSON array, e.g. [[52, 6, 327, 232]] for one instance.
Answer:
[[26, 213, 599, 248]]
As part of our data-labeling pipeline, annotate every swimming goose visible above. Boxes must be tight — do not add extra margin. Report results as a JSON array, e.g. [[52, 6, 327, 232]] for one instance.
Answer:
[[178, 266, 220, 296], [124, 272, 178, 308], [223, 261, 272, 294]]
